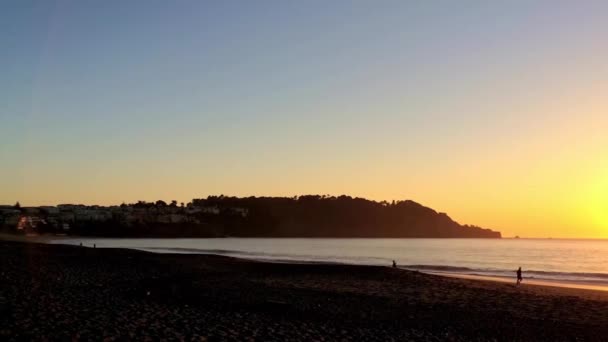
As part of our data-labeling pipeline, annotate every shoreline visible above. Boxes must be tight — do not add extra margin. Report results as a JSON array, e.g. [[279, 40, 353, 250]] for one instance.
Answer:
[[3, 239, 608, 340], [430, 272, 608, 292], [46, 235, 608, 292], [7, 233, 608, 293]]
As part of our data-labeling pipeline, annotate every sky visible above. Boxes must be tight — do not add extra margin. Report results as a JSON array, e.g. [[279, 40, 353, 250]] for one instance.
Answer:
[[1, 0, 607, 238]]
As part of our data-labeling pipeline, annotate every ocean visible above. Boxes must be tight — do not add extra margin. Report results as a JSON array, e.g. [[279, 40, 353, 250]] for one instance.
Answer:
[[48, 237, 608, 286]]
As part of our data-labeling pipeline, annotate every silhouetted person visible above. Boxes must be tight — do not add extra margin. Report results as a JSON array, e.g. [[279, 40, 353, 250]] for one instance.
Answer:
[[392, 260, 397, 268], [79, 242, 82, 247], [516, 267, 523, 285], [93, 244, 96, 249]]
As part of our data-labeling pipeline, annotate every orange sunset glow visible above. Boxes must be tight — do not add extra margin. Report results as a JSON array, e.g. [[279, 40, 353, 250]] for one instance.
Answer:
[[2, 1, 608, 239]]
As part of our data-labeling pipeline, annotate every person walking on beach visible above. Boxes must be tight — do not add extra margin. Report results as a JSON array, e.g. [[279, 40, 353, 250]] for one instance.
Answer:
[[392, 260, 397, 268], [516, 267, 523, 285]]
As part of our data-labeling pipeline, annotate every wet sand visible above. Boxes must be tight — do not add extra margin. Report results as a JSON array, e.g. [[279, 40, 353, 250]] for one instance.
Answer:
[[433, 272, 608, 292], [2, 240, 608, 341]]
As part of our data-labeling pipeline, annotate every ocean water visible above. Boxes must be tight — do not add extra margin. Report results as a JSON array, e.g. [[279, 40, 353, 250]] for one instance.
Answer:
[[48, 238, 608, 286]]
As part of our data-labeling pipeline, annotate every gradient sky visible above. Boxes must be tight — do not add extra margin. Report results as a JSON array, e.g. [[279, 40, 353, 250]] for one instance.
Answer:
[[2, 1, 608, 238]]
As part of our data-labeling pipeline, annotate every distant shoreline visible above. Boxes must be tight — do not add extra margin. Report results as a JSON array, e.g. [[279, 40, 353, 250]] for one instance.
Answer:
[[9, 232, 608, 240]]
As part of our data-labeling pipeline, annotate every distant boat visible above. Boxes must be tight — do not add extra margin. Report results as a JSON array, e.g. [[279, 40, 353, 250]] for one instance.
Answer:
[[514, 235, 520, 239]]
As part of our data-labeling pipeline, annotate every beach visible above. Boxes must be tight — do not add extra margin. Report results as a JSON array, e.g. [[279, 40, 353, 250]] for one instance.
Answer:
[[2, 240, 608, 341]]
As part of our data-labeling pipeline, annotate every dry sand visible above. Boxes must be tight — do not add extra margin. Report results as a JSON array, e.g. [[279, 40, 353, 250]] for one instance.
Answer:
[[2, 240, 608, 341]]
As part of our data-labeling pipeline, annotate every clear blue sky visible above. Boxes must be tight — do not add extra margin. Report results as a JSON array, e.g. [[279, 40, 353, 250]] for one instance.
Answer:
[[2, 1, 608, 237]]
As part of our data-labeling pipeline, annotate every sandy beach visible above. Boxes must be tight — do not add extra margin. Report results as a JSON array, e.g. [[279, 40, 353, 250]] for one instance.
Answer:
[[2, 240, 608, 341]]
